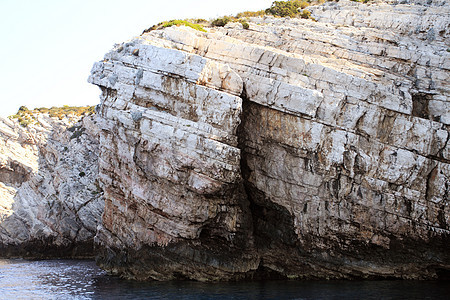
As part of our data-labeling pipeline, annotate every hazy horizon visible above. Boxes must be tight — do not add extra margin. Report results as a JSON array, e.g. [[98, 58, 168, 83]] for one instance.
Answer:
[[0, 0, 273, 117]]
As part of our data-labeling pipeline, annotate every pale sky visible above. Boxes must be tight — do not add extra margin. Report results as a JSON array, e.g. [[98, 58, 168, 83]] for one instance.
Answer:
[[0, 0, 273, 117]]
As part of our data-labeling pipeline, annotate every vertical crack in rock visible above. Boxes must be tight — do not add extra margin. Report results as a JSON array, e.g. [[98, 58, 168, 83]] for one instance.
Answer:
[[237, 85, 302, 279]]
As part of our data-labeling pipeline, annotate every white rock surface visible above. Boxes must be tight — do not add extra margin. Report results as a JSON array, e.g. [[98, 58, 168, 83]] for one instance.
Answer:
[[0, 113, 104, 258], [93, 0, 450, 280], [89, 0, 449, 280]]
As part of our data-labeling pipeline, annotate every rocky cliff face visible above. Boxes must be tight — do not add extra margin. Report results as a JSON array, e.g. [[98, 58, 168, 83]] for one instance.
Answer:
[[0, 113, 104, 258], [89, 0, 449, 280]]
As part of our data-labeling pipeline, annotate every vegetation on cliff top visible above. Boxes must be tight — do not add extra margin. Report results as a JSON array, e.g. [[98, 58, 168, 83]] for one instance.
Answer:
[[142, 0, 336, 34], [265, 0, 310, 18], [8, 105, 95, 127], [144, 19, 207, 33]]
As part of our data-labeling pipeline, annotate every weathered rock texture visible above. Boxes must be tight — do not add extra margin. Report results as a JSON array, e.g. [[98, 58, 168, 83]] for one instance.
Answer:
[[89, 0, 449, 280], [0, 113, 104, 258]]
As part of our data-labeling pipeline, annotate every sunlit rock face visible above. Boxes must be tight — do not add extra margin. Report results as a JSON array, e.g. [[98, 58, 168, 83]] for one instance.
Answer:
[[89, 0, 449, 280], [0, 114, 104, 258]]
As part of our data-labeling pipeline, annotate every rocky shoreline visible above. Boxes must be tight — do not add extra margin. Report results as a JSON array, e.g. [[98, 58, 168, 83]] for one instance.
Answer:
[[1, 0, 449, 280]]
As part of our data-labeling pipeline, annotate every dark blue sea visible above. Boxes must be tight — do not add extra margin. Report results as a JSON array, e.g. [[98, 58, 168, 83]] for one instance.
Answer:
[[0, 259, 449, 299]]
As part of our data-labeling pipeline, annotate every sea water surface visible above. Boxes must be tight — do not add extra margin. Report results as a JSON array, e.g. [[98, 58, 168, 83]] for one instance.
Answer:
[[0, 259, 449, 299]]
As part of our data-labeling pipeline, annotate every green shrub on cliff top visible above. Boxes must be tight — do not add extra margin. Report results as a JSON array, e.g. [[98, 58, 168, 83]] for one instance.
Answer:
[[299, 9, 312, 19], [210, 16, 250, 29], [18, 106, 30, 113], [211, 16, 232, 27], [265, 0, 310, 18], [8, 105, 95, 127], [240, 21, 250, 29], [143, 19, 206, 33], [161, 20, 207, 32]]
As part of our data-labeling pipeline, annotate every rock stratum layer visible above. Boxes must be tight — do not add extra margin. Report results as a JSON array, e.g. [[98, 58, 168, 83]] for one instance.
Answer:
[[0, 113, 104, 258], [89, 0, 449, 280]]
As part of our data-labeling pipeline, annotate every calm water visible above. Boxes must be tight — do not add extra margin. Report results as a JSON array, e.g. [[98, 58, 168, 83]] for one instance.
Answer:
[[0, 259, 449, 299]]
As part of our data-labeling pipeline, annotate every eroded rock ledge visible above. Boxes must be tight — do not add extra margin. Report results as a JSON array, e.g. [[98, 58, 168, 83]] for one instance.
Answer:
[[89, 0, 449, 280]]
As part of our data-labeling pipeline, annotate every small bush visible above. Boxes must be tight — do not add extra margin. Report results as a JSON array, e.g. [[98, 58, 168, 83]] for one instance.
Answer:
[[70, 127, 85, 140], [294, 0, 310, 9], [265, 0, 310, 18], [18, 106, 29, 112], [241, 21, 250, 29], [67, 125, 81, 132], [18, 117, 31, 127], [211, 16, 251, 29], [299, 9, 311, 19], [211, 16, 232, 27]]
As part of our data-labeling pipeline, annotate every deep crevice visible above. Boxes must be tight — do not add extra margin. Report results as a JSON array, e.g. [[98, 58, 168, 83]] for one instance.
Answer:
[[236, 85, 300, 279]]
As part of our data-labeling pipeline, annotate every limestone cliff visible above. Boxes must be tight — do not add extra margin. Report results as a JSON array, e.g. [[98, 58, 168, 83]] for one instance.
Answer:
[[0, 112, 104, 258], [89, 0, 450, 280]]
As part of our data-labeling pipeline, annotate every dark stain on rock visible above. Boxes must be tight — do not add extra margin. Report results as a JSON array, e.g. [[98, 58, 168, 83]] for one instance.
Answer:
[[411, 92, 432, 120], [0, 237, 95, 259], [377, 111, 396, 142], [437, 206, 448, 230], [0, 161, 31, 187]]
